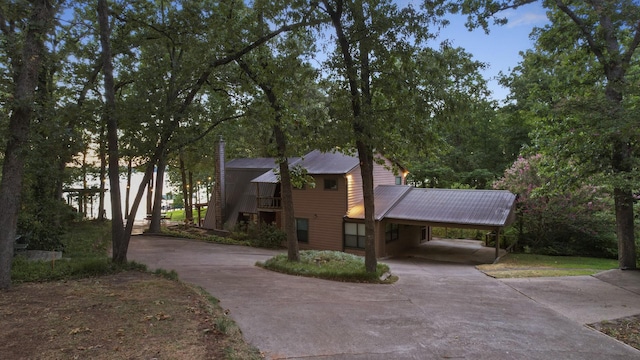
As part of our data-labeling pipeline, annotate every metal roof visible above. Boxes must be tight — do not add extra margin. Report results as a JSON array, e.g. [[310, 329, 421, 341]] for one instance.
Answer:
[[347, 185, 412, 220], [348, 187, 516, 228], [251, 150, 360, 183], [226, 157, 279, 170]]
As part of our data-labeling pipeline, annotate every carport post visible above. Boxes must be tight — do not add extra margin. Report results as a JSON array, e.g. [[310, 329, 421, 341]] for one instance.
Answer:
[[494, 227, 500, 260]]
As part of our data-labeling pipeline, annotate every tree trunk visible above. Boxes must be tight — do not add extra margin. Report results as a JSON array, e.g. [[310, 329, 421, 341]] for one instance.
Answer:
[[357, 141, 377, 273], [125, 157, 132, 218], [149, 155, 167, 233], [98, 0, 126, 262], [325, 0, 378, 273], [187, 171, 194, 223], [179, 153, 190, 222], [97, 126, 107, 221], [236, 58, 298, 260], [0, 0, 56, 289], [275, 127, 299, 261], [605, 73, 636, 269]]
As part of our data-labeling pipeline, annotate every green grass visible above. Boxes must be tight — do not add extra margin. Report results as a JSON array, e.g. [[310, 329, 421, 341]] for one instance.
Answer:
[[165, 208, 208, 222], [477, 253, 619, 278], [11, 220, 146, 283], [257, 250, 396, 283]]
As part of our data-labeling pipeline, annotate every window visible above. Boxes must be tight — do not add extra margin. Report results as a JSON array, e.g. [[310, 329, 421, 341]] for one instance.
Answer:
[[344, 222, 366, 249], [395, 176, 403, 185], [324, 178, 338, 190], [296, 218, 309, 243], [385, 223, 399, 243]]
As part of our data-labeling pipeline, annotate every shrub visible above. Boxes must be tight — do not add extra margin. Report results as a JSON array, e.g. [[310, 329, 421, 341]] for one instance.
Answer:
[[494, 155, 617, 258], [248, 223, 285, 249]]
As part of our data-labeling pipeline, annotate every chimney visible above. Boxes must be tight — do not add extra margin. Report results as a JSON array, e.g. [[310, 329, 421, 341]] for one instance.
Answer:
[[214, 136, 225, 229]]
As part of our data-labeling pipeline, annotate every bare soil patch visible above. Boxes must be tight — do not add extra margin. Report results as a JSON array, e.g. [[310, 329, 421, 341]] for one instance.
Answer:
[[0, 271, 260, 359], [589, 315, 640, 351]]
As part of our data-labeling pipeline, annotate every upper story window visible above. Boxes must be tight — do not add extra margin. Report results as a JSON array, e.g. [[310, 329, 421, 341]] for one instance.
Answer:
[[324, 178, 338, 190], [395, 176, 403, 185]]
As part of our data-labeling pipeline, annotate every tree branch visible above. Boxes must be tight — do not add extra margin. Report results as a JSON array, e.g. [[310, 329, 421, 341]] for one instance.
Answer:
[[555, 0, 607, 65], [169, 113, 245, 152]]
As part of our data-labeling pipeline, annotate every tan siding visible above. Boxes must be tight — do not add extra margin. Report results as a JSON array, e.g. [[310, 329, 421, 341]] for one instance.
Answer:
[[292, 175, 347, 251], [372, 157, 400, 188], [347, 165, 363, 212]]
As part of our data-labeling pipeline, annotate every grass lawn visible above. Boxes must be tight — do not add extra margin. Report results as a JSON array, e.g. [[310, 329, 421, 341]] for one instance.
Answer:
[[477, 253, 618, 278], [165, 208, 207, 222]]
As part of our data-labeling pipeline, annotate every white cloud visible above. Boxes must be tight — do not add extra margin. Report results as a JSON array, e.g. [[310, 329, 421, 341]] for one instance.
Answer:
[[506, 12, 549, 28]]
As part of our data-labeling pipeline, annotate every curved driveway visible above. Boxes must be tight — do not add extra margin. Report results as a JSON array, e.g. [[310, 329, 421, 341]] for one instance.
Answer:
[[128, 235, 640, 359]]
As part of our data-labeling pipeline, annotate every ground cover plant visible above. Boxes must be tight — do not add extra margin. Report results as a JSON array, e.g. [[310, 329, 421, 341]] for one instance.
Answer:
[[477, 253, 618, 278], [257, 250, 395, 283]]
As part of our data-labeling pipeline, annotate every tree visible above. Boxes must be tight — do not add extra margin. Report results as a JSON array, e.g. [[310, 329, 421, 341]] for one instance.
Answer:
[[321, 0, 491, 272], [451, 0, 639, 268], [494, 154, 616, 257], [95, 0, 321, 262], [0, 0, 59, 289]]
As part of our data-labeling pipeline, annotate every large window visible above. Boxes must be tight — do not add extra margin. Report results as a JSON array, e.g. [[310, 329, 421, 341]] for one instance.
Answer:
[[385, 223, 399, 243], [296, 218, 309, 243], [324, 178, 338, 190], [344, 222, 366, 249]]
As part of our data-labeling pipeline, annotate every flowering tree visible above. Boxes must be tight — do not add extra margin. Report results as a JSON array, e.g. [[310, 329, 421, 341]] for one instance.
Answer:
[[494, 155, 616, 257]]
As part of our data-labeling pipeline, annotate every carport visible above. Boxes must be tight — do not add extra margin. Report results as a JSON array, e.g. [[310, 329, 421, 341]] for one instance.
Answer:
[[346, 186, 517, 259]]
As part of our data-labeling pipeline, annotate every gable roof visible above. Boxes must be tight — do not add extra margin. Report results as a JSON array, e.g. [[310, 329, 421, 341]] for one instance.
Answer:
[[347, 186, 516, 229], [251, 150, 360, 183], [226, 157, 280, 170]]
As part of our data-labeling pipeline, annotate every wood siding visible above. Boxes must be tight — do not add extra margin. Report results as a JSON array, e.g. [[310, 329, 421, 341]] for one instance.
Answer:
[[347, 166, 363, 212], [291, 175, 347, 251]]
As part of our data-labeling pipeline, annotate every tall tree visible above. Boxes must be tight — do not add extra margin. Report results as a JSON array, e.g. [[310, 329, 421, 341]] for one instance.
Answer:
[[97, 0, 126, 261], [0, 0, 59, 289], [320, 0, 486, 272], [450, 0, 639, 268]]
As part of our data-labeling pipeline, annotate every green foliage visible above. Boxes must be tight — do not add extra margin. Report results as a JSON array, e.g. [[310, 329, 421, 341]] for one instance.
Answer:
[[431, 227, 484, 240], [11, 257, 146, 284], [495, 155, 618, 258], [11, 220, 145, 283], [247, 223, 286, 249], [257, 250, 393, 283], [161, 228, 248, 246], [153, 268, 179, 281], [17, 199, 78, 252]]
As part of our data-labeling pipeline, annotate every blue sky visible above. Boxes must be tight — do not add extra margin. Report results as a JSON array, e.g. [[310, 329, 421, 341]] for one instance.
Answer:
[[432, 2, 550, 101]]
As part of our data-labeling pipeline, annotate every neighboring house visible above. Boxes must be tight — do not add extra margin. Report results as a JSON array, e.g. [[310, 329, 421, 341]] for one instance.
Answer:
[[203, 147, 517, 258]]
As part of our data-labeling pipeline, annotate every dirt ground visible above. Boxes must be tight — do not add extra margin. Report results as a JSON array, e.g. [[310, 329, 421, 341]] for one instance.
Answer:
[[1, 270, 637, 358], [0, 271, 260, 360], [589, 315, 640, 351]]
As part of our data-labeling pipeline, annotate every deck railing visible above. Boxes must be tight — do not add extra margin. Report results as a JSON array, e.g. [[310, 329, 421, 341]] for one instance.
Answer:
[[257, 197, 282, 209]]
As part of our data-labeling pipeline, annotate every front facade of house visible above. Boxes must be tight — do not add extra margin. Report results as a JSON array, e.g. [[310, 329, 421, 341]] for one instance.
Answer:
[[203, 148, 517, 258]]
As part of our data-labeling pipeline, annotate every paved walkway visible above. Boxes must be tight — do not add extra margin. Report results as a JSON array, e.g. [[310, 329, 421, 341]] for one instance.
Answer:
[[127, 235, 640, 359]]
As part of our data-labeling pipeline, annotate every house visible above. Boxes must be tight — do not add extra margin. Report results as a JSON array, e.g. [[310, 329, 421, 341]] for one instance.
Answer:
[[203, 143, 517, 258]]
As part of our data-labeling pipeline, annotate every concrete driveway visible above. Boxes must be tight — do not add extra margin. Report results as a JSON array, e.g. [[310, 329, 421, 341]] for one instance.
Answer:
[[127, 235, 640, 359]]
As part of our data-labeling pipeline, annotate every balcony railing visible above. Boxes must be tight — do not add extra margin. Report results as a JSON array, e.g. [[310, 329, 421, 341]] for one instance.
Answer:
[[257, 197, 282, 209]]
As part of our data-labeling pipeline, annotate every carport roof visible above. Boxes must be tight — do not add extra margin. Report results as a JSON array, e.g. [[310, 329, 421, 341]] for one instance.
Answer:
[[347, 186, 517, 228]]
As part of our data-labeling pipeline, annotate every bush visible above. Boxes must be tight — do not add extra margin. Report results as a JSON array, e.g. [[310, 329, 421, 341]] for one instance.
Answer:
[[494, 155, 618, 258], [248, 223, 285, 249]]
